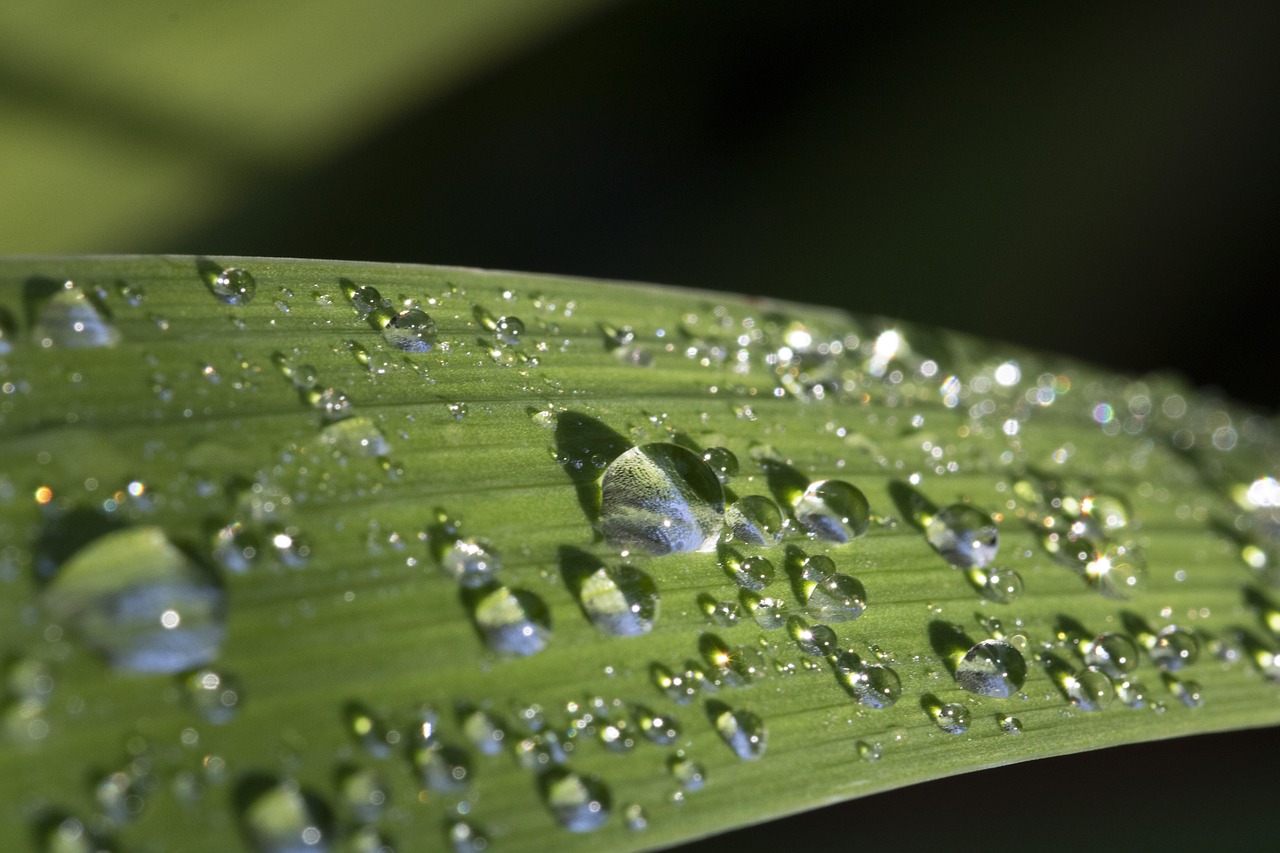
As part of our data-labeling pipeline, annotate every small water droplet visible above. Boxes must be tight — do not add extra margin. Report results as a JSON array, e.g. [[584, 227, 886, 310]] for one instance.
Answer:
[[468, 583, 551, 656], [740, 591, 787, 629], [416, 741, 472, 793], [977, 566, 1023, 603], [925, 504, 999, 569], [787, 616, 838, 657], [931, 702, 970, 734], [1150, 626, 1199, 671], [954, 639, 1027, 698], [624, 803, 649, 831], [725, 495, 784, 546], [459, 705, 506, 756], [33, 282, 120, 348], [345, 702, 394, 758], [208, 267, 257, 305], [436, 534, 503, 589], [342, 281, 391, 317], [710, 702, 767, 760], [1115, 677, 1148, 708], [1084, 541, 1147, 599], [804, 572, 867, 623], [183, 667, 242, 724], [834, 653, 903, 709], [857, 740, 884, 762], [239, 779, 333, 853], [1080, 492, 1131, 532], [599, 443, 726, 555], [42, 526, 226, 674], [494, 316, 525, 346], [337, 767, 389, 823], [319, 417, 390, 458], [1165, 674, 1204, 708], [383, 309, 437, 353], [701, 447, 739, 484], [719, 547, 775, 591], [667, 754, 706, 790], [540, 767, 611, 832], [96, 765, 148, 824], [448, 819, 489, 853], [999, 715, 1023, 734], [793, 480, 870, 543], [307, 387, 355, 423], [1065, 666, 1113, 710], [1081, 632, 1139, 677], [578, 563, 659, 636], [697, 593, 741, 627]]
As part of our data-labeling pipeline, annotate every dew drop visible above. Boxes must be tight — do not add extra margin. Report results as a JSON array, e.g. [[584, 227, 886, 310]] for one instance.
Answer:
[[741, 591, 787, 629], [416, 742, 472, 794], [599, 443, 725, 555], [701, 447, 739, 484], [208, 267, 257, 306], [1115, 677, 1148, 708], [719, 547, 775, 591], [804, 572, 868, 623], [469, 583, 551, 656], [344, 282, 391, 317], [835, 654, 903, 709], [1083, 541, 1146, 599], [540, 767, 612, 832], [710, 703, 767, 760], [319, 417, 390, 458], [337, 767, 389, 823], [634, 705, 682, 745], [1081, 632, 1139, 677], [793, 480, 870, 543], [978, 566, 1024, 603], [459, 706, 506, 756], [624, 803, 649, 832], [239, 779, 333, 853], [42, 526, 226, 674], [698, 593, 741, 627], [448, 820, 489, 853], [667, 754, 706, 790], [725, 495, 784, 546], [857, 741, 884, 762], [437, 536, 502, 589], [345, 702, 394, 758], [924, 504, 999, 569], [578, 563, 659, 636], [33, 282, 120, 349], [1166, 675, 1205, 708], [183, 667, 242, 724], [787, 616, 837, 657], [955, 639, 1027, 698], [1065, 666, 1113, 711], [1080, 492, 1131, 532], [1000, 715, 1023, 735], [383, 309, 437, 353], [931, 702, 970, 734], [494, 316, 525, 346], [1150, 626, 1199, 672]]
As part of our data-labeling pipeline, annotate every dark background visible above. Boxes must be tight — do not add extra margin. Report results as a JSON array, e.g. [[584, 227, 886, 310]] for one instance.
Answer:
[[168, 2, 1279, 849]]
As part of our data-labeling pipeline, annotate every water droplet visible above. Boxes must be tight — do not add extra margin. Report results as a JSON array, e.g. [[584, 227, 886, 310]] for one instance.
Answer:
[[42, 526, 226, 674], [1166, 675, 1204, 708], [343, 282, 391, 317], [468, 583, 551, 656], [634, 705, 681, 745], [494, 316, 525, 346], [33, 282, 120, 348], [834, 653, 903, 709], [699, 634, 761, 686], [183, 667, 242, 724], [1000, 715, 1023, 735], [925, 504, 999, 569], [1081, 632, 1139, 677], [1083, 541, 1146, 599], [931, 702, 971, 734], [595, 714, 638, 752], [308, 387, 355, 423], [710, 702, 767, 760], [1065, 666, 1113, 711], [793, 480, 870, 543], [1150, 626, 1199, 671], [725, 495, 784, 546], [978, 566, 1024, 603], [96, 765, 148, 824], [624, 803, 649, 831], [319, 417, 390, 458], [1115, 677, 1148, 708], [540, 767, 611, 832], [741, 591, 787, 629], [447, 820, 489, 853], [787, 616, 838, 657], [1080, 492, 1130, 532], [345, 702, 394, 758], [416, 742, 472, 793], [667, 754, 706, 790], [459, 706, 506, 756], [239, 779, 333, 853], [804, 572, 867, 623], [651, 662, 707, 705], [697, 593, 740, 627], [39, 816, 109, 853], [701, 447, 739, 483], [432, 522, 502, 589], [337, 767, 389, 823], [208, 268, 257, 306], [857, 740, 884, 762], [599, 443, 725, 555], [719, 547, 775, 591], [383, 309, 437, 353], [955, 639, 1027, 698], [574, 562, 659, 636]]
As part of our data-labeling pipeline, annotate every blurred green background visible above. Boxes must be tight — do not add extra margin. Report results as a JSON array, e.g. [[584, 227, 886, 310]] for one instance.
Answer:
[[3, 1, 1278, 849]]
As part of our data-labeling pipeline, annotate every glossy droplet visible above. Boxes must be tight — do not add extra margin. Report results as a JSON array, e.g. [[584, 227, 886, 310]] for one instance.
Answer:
[[599, 443, 725, 555], [741, 591, 787, 629], [834, 653, 902, 709], [787, 616, 837, 657], [595, 714, 637, 752], [651, 662, 706, 706], [712, 704, 767, 760], [541, 768, 611, 832], [240, 780, 333, 853], [578, 563, 659, 636], [1166, 675, 1205, 708], [345, 702, 394, 758], [955, 639, 1027, 698], [624, 803, 649, 832], [33, 282, 120, 349], [40, 817, 109, 853], [1084, 541, 1146, 599], [494, 316, 525, 346], [932, 702, 970, 734], [793, 480, 870, 543], [925, 504, 999, 569], [42, 526, 226, 674], [308, 387, 354, 423], [634, 705, 682, 745], [1115, 677, 1148, 709], [725, 495, 784, 546], [1081, 632, 1139, 677], [1000, 715, 1023, 734], [383, 308, 437, 352], [448, 820, 489, 853], [469, 583, 551, 656], [719, 548, 774, 591], [344, 283, 391, 317], [1080, 492, 1130, 532], [804, 572, 867, 623], [1066, 666, 1113, 711], [1150, 626, 1199, 672], [667, 754, 706, 791], [437, 535, 502, 588], [701, 447, 739, 483], [337, 768, 389, 823], [460, 706, 506, 756], [209, 268, 257, 306], [319, 417, 390, 458], [417, 742, 472, 794], [979, 566, 1024, 603], [183, 668, 242, 724], [698, 593, 740, 627]]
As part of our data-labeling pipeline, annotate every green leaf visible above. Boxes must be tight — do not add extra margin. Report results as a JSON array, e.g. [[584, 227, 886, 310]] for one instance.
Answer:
[[1, 256, 1277, 853]]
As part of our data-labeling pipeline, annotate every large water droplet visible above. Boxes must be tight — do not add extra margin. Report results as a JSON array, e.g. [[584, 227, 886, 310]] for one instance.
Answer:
[[930, 701, 970, 734], [42, 526, 226, 674], [1065, 666, 1113, 711], [925, 504, 999, 569], [725, 495, 784, 546], [540, 768, 611, 832], [599, 443, 725, 555], [577, 562, 659, 636], [793, 480, 870, 543], [33, 282, 120, 349], [804, 572, 867, 622], [239, 779, 333, 853], [208, 267, 257, 306], [710, 702, 767, 760], [1083, 541, 1146, 599], [383, 309, 437, 353], [955, 639, 1027, 698], [467, 583, 551, 656]]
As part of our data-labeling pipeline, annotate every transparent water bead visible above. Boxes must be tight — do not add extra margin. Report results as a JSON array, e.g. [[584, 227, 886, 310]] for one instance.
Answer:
[[955, 639, 1027, 698], [417, 742, 472, 794], [470, 583, 551, 656], [1081, 632, 1139, 677], [33, 282, 120, 348], [925, 504, 999, 569], [540, 768, 611, 832], [1166, 675, 1205, 709], [804, 572, 867, 623], [1150, 626, 1199, 672], [42, 526, 226, 674], [787, 617, 838, 657], [1080, 492, 1131, 532], [209, 267, 257, 305], [667, 754, 706, 791], [438, 537, 502, 589], [460, 706, 506, 756], [319, 417, 390, 458], [711, 704, 767, 760], [599, 443, 726, 555], [624, 803, 649, 832], [834, 653, 903, 709], [448, 820, 489, 853], [634, 705, 682, 745], [741, 591, 787, 629], [931, 702, 970, 734], [578, 563, 659, 636], [383, 308, 437, 352], [240, 780, 333, 853], [701, 446, 739, 484], [979, 566, 1024, 603], [725, 495, 784, 546], [1084, 541, 1146, 599], [1065, 666, 1113, 711], [793, 480, 870, 543], [1000, 715, 1023, 735], [719, 548, 775, 591], [183, 667, 242, 724], [337, 768, 390, 823]]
